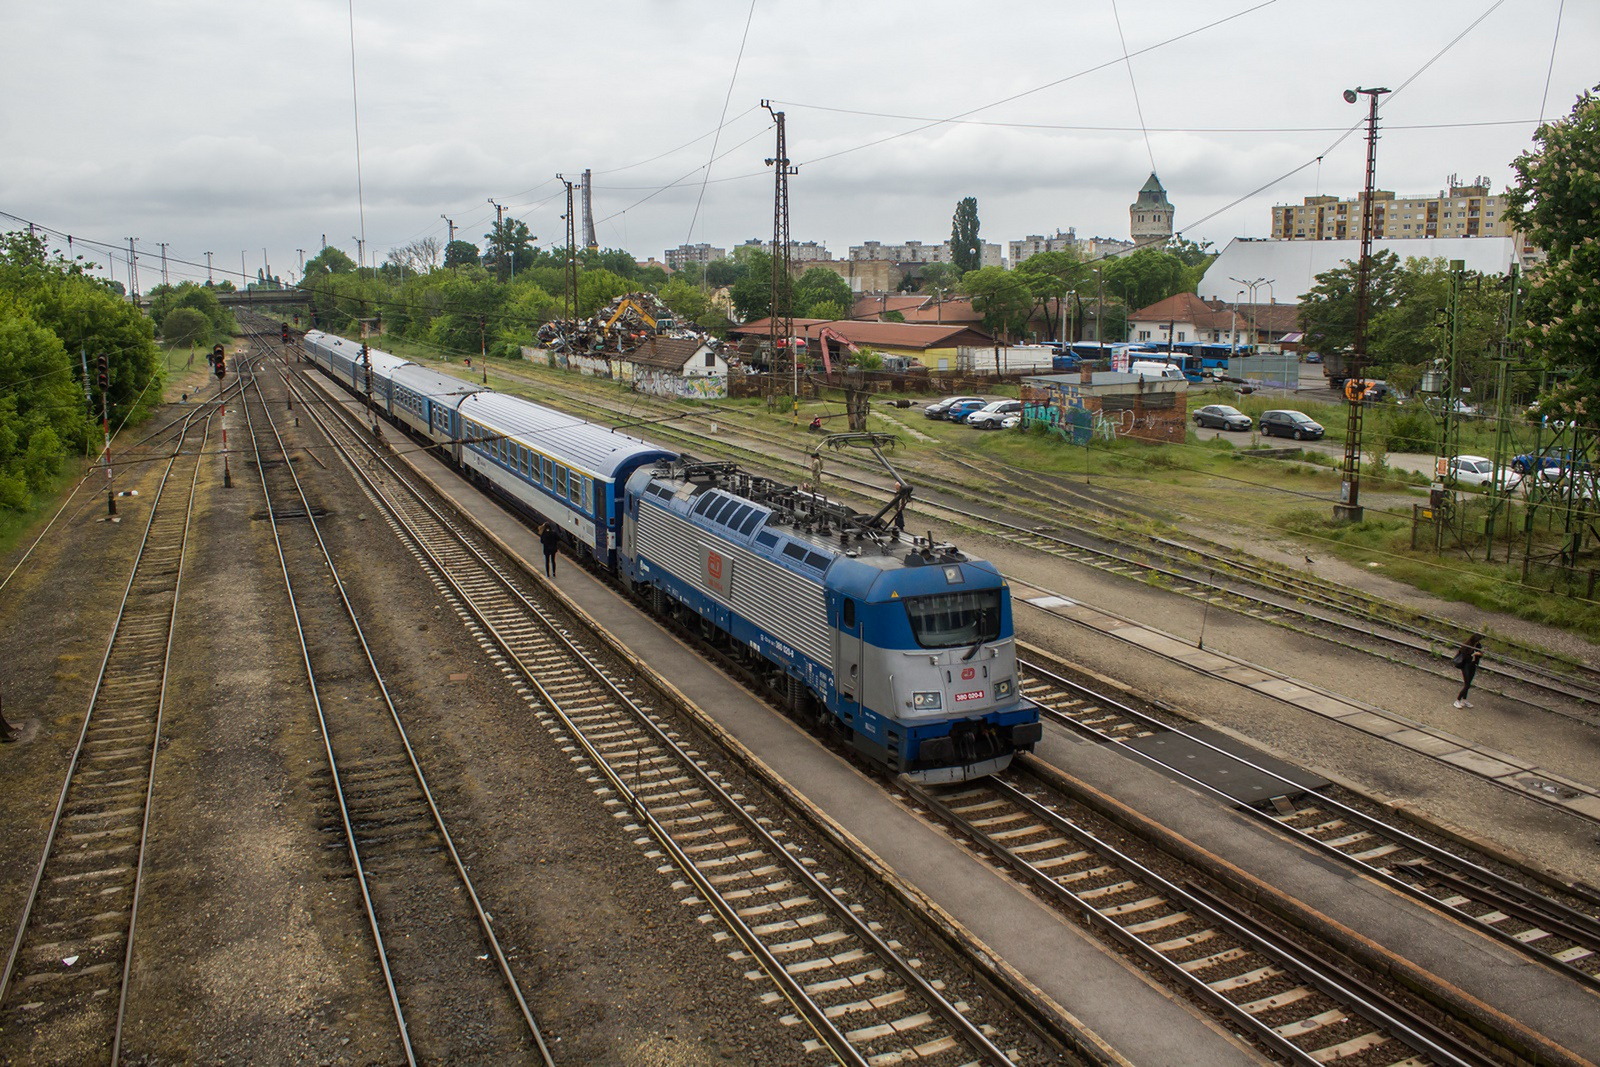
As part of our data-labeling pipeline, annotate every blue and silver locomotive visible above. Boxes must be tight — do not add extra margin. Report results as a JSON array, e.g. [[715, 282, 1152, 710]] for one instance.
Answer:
[[301, 331, 1041, 781]]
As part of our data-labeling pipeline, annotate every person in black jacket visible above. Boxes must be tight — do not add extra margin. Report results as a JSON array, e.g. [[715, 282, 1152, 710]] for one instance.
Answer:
[[1452, 634, 1483, 708], [539, 523, 559, 577]]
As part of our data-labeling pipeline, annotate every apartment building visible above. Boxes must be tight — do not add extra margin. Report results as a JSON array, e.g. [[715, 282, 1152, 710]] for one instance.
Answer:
[[1270, 176, 1513, 241]]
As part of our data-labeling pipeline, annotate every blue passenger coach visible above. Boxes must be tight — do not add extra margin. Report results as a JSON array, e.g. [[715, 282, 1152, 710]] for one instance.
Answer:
[[456, 391, 673, 567], [387, 363, 483, 446]]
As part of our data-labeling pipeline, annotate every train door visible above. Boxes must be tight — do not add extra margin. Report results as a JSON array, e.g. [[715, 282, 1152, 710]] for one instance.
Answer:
[[832, 594, 863, 726]]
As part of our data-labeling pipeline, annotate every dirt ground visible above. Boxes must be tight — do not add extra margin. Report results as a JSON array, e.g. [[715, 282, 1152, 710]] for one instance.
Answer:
[[0, 347, 813, 1065]]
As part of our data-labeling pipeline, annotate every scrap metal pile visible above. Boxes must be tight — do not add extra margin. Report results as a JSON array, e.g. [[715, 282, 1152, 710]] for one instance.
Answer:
[[537, 291, 677, 356]]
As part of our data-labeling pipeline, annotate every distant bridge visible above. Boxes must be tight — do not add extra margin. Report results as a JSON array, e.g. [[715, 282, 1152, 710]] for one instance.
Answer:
[[211, 288, 313, 307], [135, 287, 312, 309]]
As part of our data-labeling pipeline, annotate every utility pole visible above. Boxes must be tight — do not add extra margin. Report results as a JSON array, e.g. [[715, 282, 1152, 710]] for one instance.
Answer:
[[440, 215, 455, 246], [126, 238, 140, 305], [159, 243, 169, 287], [241, 251, 248, 292], [488, 198, 505, 282], [557, 176, 578, 322], [1335, 85, 1390, 523], [205, 251, 214, 285], [263, 248, 270, 283], [762, 100, 798, 411], [297, 248, 306, 276]]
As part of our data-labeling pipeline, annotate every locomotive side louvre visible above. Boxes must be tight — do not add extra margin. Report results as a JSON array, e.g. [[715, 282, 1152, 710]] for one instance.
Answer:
[[634, 494, 833, 692]]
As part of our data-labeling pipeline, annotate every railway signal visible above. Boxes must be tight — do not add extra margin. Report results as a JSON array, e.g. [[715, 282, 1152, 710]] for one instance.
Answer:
[[281, 322, 290, 343], [96, 354, 108, 393], [211, 342, 224, 367], [214, 351, 226, 379]]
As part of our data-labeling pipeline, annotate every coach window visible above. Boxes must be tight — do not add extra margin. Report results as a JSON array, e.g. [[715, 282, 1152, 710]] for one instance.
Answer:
[[556, 467, 567, 498], [583, 478, 593, 513], [567, 473, 581, 506], [542, 458, 554, 490]]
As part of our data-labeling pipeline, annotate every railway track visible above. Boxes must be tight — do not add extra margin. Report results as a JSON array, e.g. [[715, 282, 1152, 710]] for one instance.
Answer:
[[0, 404, 215, 1065], [237, 345, 554, 1065], [895, 773, 1489, 1067], [285, 357, 1059, 1066], [1018, 652, 1600, 994]]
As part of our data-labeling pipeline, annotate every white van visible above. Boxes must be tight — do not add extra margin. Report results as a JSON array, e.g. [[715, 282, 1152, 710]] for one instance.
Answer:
[[1128, 360, 1186, 381]]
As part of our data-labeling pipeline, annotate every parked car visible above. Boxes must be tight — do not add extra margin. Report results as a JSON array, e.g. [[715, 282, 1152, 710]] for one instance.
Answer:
[[966, 399, 1022, 428], [942, 398, 989, 423], [1437, 455, 1503, 488], [924, 395, 984, 419], [1191, 404, 1252, 431], [1000, 414, 1022, 430], [1258, 409, 1325, 440]]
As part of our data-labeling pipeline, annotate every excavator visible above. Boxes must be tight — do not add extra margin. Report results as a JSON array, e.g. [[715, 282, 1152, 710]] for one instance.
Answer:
[[601, 298, 674, 343]]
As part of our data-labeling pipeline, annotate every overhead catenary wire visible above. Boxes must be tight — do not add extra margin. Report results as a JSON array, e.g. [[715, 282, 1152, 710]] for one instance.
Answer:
[[1109, 0, 1158, 174], [1537, 0, 1566, 124], [685, 0, 759, 247]]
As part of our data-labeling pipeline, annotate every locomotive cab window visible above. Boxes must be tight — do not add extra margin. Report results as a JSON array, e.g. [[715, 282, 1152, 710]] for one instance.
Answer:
[[903, 590, 1002, 649]]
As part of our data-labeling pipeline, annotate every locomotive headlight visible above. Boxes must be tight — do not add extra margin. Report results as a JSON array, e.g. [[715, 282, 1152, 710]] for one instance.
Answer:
[[995, 678, 1014, 699], [912, 691, 942, 711]]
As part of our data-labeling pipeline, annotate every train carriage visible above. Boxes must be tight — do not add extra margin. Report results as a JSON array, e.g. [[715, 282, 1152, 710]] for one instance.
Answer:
[[299, 328, 1038, 782], [301, 330, 407, 405], [457, 391, 673, 567], [388, 363, 484, 447]]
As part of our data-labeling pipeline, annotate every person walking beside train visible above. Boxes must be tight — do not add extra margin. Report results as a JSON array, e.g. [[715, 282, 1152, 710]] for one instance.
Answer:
[[539, 523, 559, 578], [1452, 634, 1483, 708]]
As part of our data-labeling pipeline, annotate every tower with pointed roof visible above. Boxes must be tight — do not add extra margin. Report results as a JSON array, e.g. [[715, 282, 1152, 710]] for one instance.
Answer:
[[1130, 173, 1174, 244]]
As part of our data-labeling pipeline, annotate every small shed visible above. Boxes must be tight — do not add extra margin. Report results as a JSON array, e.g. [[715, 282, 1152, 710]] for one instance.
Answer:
[[622, 335, 729, 399]]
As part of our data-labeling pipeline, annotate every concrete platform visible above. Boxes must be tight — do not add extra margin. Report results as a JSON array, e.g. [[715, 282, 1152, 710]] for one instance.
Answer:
[[1013, 585, 1600, 826], [297, 372, 1263, 1067]]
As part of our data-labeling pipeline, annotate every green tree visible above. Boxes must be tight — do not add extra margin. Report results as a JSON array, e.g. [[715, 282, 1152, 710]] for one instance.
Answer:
[[1504, 85, 1600, 426], [658, 278, 712, 327], [576, 269, 633, 318], [960, 265, 1032, 341], [484, 219, 536, 281], [1016, 250, 1090, 340], [729, 250, 793, 322], [1296, 251, 1403, 362], [705, 258, 744, 288], [1099, 247, 1190, 312], [303, 246, 357, 278], [793, 268, 852, 318], [950, 197, 981, 275], [0, 304, 86, 508], [161, 307, 212, 347], [444, 240, 480, 269]]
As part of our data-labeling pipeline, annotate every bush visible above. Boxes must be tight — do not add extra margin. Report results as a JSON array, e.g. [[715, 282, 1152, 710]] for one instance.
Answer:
[[1383, 409, 1434, 453], [161, 307, 212, 347]]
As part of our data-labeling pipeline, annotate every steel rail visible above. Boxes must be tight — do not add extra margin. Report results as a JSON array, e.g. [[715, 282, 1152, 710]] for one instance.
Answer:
[[240, 358, 554, 1065], [287, 364, 1021, 1067], [0, 405, 213, 1061], [1020, 655, 1600, 989], [904, 776, 1485, 1067]]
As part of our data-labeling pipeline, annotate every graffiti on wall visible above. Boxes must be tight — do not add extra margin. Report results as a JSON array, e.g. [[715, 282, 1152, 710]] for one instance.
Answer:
[[634, 370, 728, 399]]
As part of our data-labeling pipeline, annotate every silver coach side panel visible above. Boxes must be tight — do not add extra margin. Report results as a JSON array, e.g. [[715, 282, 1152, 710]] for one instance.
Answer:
[[636, 501, 831, 671]]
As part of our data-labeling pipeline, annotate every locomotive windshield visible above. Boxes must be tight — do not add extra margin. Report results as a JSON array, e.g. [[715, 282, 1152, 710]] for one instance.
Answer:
[[903, 590, 1002, 649]]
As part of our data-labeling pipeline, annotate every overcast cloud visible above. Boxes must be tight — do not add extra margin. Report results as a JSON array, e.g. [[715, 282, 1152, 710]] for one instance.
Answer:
[[1, 0, 1592, 289]]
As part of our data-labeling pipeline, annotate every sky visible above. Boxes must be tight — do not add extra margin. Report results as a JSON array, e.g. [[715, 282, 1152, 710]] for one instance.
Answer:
[[1, 0, 1592, 291]]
